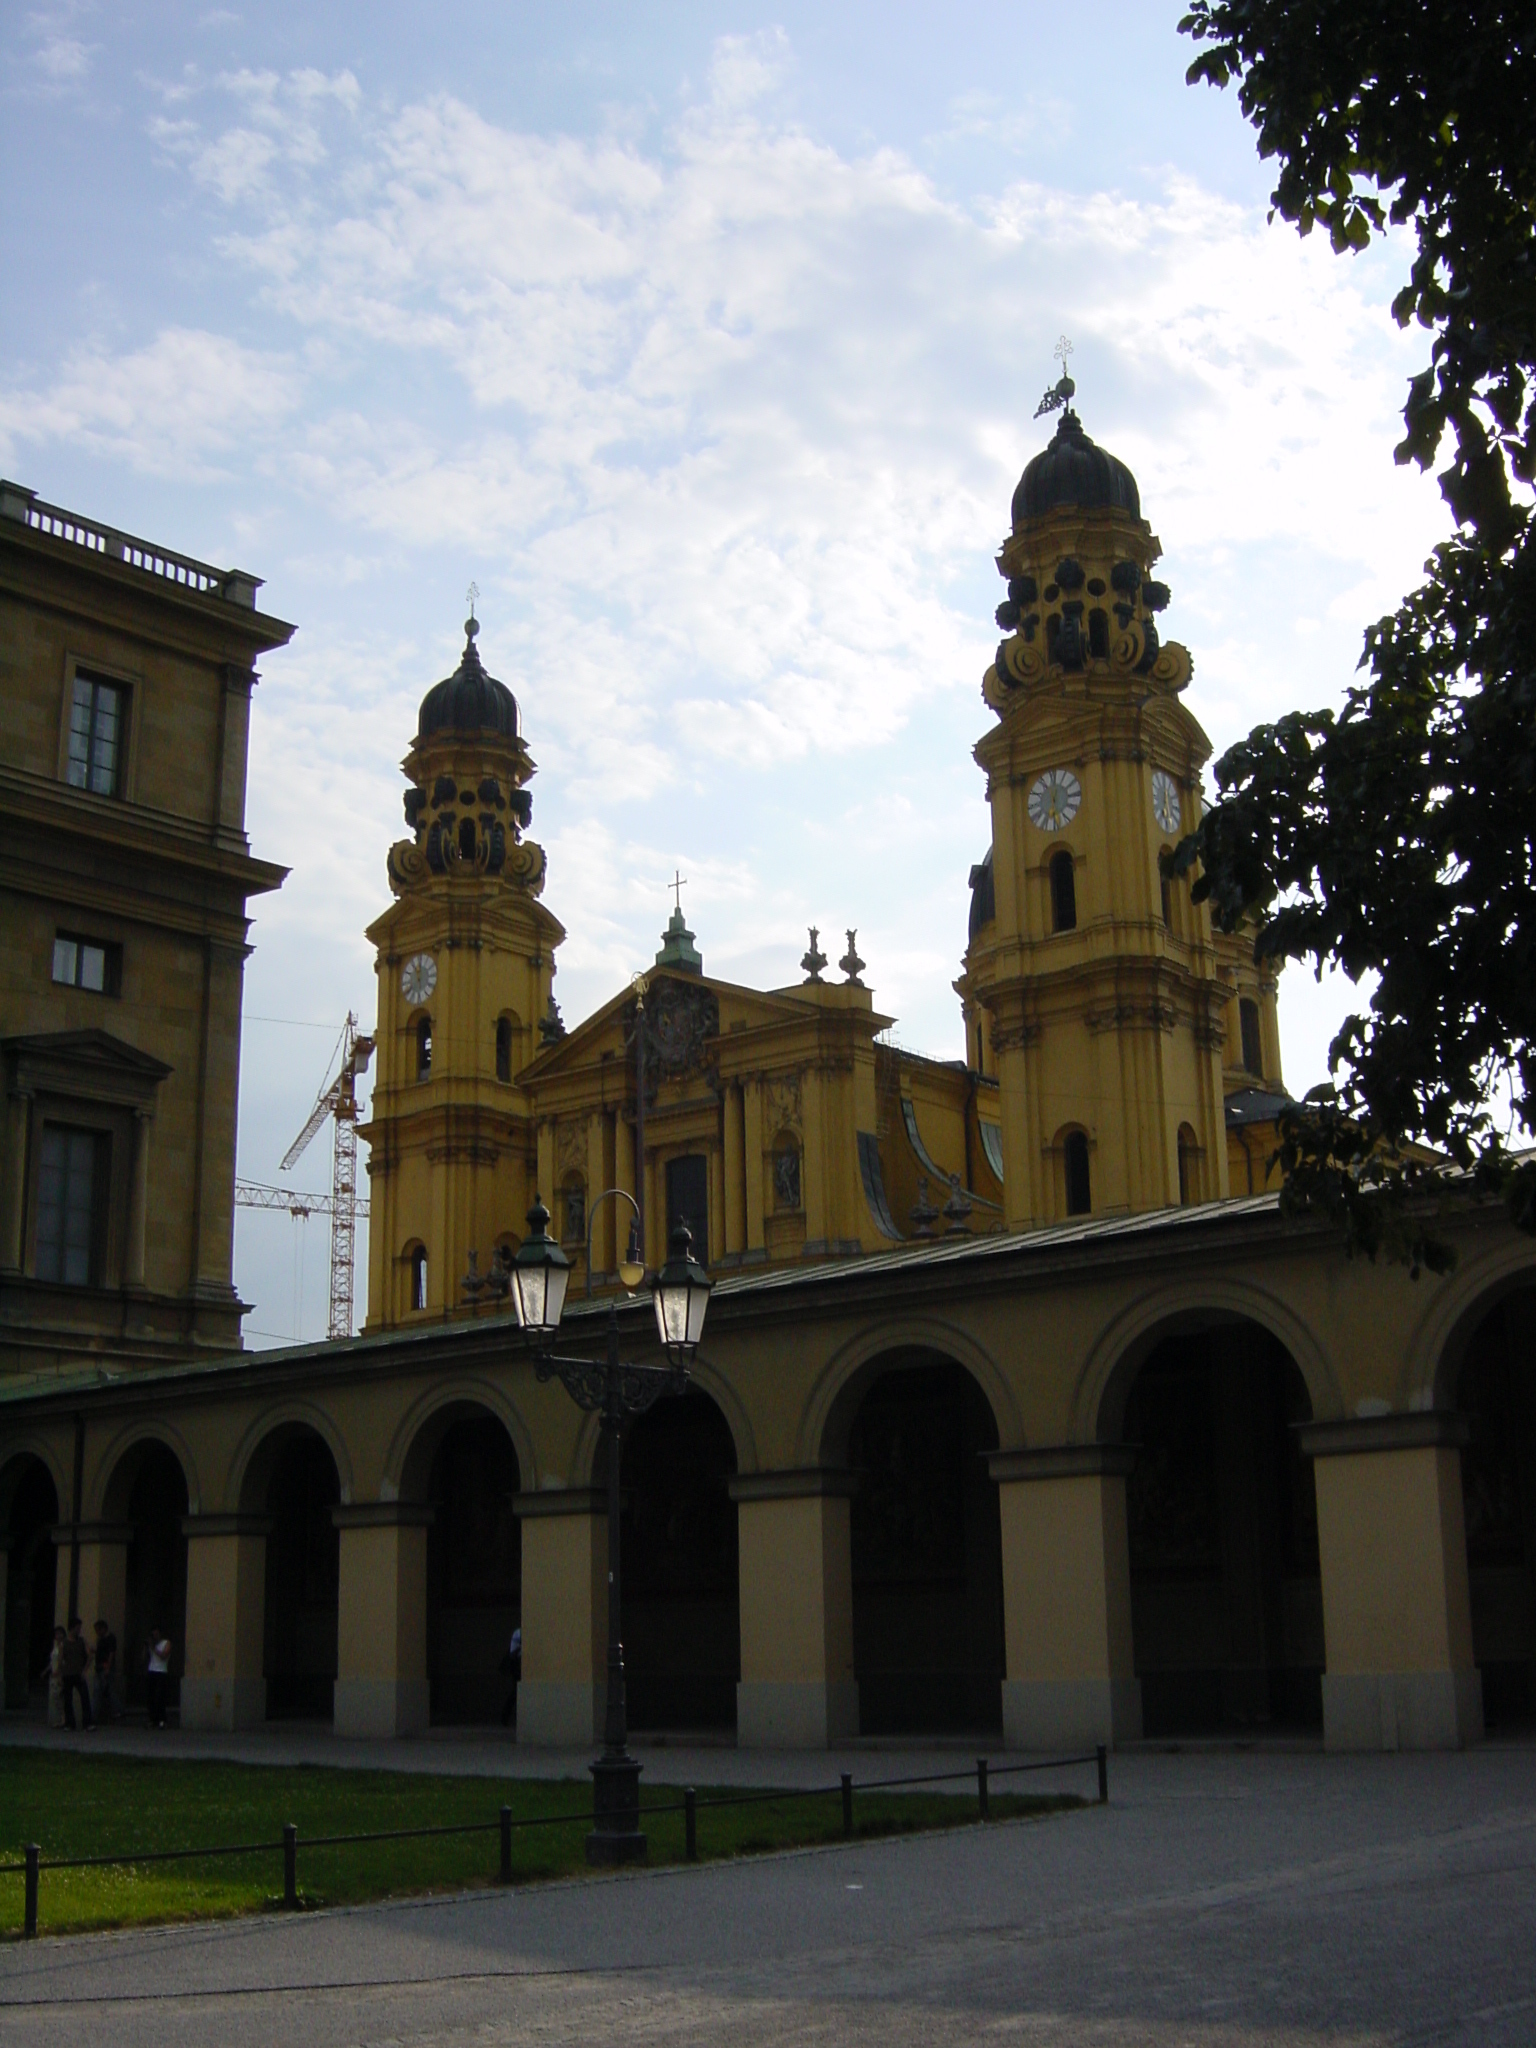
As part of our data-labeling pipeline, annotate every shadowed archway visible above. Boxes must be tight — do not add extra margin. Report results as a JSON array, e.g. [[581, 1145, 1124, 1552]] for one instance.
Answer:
[[424, 1412, 522, 1724], [616, 1388, 739, 1732], [253, 1428, 341, 1720], [846, 1352, 1003, 1735], [102, 1439, 189, 1715], [1457, 1285, 1536, 1727], [1117, 1321, 1322, 1736], [2, 1457, 58, 1710]]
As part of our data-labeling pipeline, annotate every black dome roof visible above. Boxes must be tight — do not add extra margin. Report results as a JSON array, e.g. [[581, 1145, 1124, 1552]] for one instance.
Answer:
[[1012, 410, 1140, 528], [417, 620, 519, 742]]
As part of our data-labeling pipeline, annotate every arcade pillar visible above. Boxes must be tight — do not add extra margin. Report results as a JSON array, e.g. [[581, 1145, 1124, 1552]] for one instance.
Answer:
[[731, 1470, 859, 1747], [991, 1446, 1143, 1749], [514, 1489, 606, 1745], [181, 1515, 269, 1730], [1303, 1415, 1483, 1750], [332, 1503, 432, 1737]]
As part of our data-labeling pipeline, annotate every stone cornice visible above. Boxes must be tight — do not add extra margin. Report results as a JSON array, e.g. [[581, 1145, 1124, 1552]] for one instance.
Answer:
[[1298, 1412, 1472, 1458]]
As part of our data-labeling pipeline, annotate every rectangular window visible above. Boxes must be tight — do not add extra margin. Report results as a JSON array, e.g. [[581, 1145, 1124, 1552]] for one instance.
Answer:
[[66, 673, 127, 797], [35, 1124, 103, 1286], [51, 932, 121, 996], [665, 1153, 709, 1253], [1240, 998, 1264, 1077]]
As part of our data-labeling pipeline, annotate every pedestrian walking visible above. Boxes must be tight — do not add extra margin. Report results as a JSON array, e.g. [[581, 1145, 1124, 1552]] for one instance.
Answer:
[[59, 1617, 95, 1730], [91, 1618, 119, 1723], [42, 1626, 65, 1728], [145, 1626, 172, 1728], [499, 1625, 521, 1727]]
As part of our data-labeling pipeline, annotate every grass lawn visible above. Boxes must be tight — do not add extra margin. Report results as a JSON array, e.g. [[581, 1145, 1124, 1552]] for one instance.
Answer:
[[0, 1749, 1084, 1937]]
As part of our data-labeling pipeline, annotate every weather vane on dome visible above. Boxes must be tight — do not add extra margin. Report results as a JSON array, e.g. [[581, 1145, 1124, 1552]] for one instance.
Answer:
[[1034, 335, 1077, 419]]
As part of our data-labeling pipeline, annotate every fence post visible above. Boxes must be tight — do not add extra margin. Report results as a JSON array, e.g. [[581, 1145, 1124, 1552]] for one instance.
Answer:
[[841, 1773, 854, 1838], [500, 1805, 513, 1883], [23, 1843, 39, 1939], [684, 1788, 697, 1863], [976, 1758, 989, 1822], [283, 1823, 298, 1908], [1096, 1744, 1108, 1805]]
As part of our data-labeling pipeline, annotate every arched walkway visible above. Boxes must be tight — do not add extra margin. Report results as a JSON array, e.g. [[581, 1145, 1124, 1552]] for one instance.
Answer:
[[1118, 1320, 1322, 1735], [618, 1389, 739, 1731], [252, 1428, 340, 1720], [1457, 1283, 1536, 1727], [2, 1456, 58, 1710], [102, 1440, 189, 1716], [847, 1351, 1003, 1734], [423, 1411, 522, 1724]]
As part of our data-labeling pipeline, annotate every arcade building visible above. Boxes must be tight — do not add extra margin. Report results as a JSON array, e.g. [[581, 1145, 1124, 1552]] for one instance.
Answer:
[[1, 404, 1533, 1754]]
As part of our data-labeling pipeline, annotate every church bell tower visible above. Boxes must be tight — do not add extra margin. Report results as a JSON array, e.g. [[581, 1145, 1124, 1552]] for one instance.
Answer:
[[959, 365, 1231, 1227], [360, 613, 564, 1326]]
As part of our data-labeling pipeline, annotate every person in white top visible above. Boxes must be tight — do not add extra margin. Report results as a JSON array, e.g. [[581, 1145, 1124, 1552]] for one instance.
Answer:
[[145, 1627, 172, 1728]]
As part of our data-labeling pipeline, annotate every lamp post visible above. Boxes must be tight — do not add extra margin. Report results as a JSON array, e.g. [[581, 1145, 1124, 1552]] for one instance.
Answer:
[[464, 1196, 711, 1865]]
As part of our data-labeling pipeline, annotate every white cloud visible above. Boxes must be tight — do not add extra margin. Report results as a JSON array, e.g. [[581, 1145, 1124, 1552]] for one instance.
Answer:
[[7, 50, 1455, 1183], [0, 329, 300, 480]]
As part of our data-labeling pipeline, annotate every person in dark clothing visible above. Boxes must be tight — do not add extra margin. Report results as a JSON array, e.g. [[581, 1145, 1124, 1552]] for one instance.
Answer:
[[92, 1619, 119, 1723], [60, 1617, 95, 1731], [145, 1626, 172, 1728], [499, 1626, 521, 1726]]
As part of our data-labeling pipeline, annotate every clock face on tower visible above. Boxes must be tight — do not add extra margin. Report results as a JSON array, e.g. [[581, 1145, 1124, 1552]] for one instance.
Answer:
[[1028, 767, 1081, 834], [400, 952, 437, 1006], [1151, 770, 1182, 837]]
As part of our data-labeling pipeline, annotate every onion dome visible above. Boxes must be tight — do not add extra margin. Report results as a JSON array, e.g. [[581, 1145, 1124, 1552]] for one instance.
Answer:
[[1012, 409, 1140, 529], [416, 618, 519, 742]]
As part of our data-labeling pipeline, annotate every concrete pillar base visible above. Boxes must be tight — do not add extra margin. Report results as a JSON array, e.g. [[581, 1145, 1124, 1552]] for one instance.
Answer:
[[517, 1679, 604, 1746], [737, 1679, 859, 1748], [1322, 1669, 1483, 1752], [333, 1677, 431, 1739], [1002, 1675, 1142, 1751], [179, 1674, 267, 1731]]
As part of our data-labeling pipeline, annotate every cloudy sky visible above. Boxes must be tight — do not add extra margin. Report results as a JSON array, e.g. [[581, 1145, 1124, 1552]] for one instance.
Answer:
[[4, 3, 1450, 1344]]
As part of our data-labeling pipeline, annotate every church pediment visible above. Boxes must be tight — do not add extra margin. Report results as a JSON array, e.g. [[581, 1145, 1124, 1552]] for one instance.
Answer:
[[2, 1027, 173, 1081]]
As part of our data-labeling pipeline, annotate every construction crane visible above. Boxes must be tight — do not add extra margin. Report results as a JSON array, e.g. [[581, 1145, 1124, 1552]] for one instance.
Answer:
[[276, 1013, 375, 1340], [234, 1180, 371, 1222]]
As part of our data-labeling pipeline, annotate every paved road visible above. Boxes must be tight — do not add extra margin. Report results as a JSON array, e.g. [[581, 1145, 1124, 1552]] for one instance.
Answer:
[[3, 1747, 1534, 2045]]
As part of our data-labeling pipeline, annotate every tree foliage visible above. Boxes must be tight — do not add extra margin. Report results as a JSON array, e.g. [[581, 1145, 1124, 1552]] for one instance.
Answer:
[[1173, 1, 1536, 1267]]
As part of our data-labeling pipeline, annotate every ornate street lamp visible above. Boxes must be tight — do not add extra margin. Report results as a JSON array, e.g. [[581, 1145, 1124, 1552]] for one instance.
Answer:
[[464, 1198, 711, 1864]]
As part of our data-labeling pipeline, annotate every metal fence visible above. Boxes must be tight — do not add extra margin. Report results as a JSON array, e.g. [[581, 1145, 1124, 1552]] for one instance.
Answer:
[[3, 1746, 1106, 1939]]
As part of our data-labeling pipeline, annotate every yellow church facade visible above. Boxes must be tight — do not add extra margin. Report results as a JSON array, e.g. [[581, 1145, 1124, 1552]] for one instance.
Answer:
[[2, 424, 1532, 1759], [360, 393, 1284, 1340]]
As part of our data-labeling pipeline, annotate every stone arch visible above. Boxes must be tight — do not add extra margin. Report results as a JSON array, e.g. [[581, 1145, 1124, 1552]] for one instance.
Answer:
[[391, 1392, 525, 1725], [1404, 1235, 1536, 1413], [91, 1419, 201, 1520], [228, 1402, 355, 1515], [384, 1378, 538, 1503], [0, 1436, 68, 1520], [799, 1317, 1020, 1470], [1076, 1274, 1342, 1445], [233, 1415, 344, 1721], [617, 1378, 740, 1731], [1085, 1283, 1328, 1737], [829, 1341, 1006, 1733], [2, 1449, 61, 1710], [99, 1435, 190, 1714], [568, 1352, 758, 1487]]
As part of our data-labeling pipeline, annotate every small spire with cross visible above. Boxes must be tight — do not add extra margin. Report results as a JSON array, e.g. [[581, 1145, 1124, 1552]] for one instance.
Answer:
[[1034, 334, 1078, 421], [670, 870, 687, 915]]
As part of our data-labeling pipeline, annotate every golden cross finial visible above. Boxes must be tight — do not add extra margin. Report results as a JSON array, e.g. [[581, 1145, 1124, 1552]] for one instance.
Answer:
[[1054, 334, 1074, 369]]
